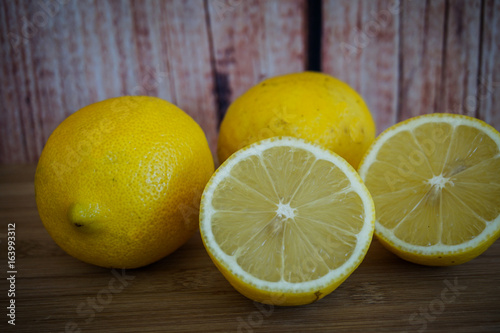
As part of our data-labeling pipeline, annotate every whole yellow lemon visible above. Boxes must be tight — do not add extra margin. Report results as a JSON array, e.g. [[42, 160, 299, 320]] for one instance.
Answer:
[[217, 71, 375, 168], [35, 96, 214, 268]]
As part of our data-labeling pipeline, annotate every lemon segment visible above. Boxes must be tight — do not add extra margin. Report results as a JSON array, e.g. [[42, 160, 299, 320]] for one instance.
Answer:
[[358, 114, 500, 266], [200, 137, 375, 305]]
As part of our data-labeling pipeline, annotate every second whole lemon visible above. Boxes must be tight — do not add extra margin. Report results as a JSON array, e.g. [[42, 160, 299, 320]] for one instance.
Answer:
[[35, 96, 214, 269], [217, 72, 375, 169]]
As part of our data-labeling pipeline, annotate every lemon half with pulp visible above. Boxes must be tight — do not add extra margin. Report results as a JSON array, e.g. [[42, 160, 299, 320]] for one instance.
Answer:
[[358, 114, 500, 266], [200, 137, 375, 305]]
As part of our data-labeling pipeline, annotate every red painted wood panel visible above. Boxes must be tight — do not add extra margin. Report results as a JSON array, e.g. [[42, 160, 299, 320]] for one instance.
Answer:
[[399, 0, 445, 119], [0, 1, 26, 163], [479, 0, 500, 128], [322, 1, 363, 95], [440, 0, 482, 117], [158, 0, 218, 159], [322, 0, 498, 132], [0, 0, 219, 164], [207, 0, 307, 117]]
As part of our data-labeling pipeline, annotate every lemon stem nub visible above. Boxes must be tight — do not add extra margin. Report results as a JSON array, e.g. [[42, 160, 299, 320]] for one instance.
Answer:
[[68, 202, 102, 230]]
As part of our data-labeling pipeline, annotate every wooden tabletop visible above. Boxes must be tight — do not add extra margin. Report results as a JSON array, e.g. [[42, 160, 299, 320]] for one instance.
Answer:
[[1, 165, 499, 332]]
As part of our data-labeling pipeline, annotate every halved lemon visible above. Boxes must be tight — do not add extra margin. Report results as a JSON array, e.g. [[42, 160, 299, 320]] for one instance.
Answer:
[[199, 137, 375, 305], [358, 114, 500, 266]]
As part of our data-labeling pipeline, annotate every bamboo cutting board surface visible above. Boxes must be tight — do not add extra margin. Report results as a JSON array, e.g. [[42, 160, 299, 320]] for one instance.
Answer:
[[1, 165, 499, 332]]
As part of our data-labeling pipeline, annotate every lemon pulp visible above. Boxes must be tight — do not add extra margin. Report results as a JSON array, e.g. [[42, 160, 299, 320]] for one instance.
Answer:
[[201, 137, 375, 305], [359, 114, 500, 265]]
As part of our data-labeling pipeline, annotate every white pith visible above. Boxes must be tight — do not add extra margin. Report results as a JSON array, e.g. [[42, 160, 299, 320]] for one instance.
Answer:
[[276, 201, 296, 220]]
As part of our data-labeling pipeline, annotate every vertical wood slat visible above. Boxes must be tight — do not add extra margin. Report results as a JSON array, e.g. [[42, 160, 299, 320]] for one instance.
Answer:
[[0, 0, 26, 163], [440, 0, 482, 117], [160, 0, 218, 158], [207, 0, 307, 121], [479, 0, 500, 128], [399, 0, 445, 120], [322, 1, 362, 94], [2, 0, 56, 163], [322, 0, 400, 134], [323, 0, 495, 131]]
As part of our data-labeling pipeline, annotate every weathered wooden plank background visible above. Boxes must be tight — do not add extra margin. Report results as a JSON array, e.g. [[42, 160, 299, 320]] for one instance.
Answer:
[[0, 0, 499, 164]]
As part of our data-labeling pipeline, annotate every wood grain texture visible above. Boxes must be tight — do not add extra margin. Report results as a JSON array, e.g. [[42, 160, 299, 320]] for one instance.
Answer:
[[479, 0, 500, 128], [207, 0, 307, 120], [0, 0, 219, 163], [322, 0, 400, 134], [440, 0, 482, 117], [321, 0, 363, 96], [322, 0, 499, 131], [399, 0, 445, 120], [157, 0, 219, 159], [1, 165, 499, 332], [1, 0, 500, 164]]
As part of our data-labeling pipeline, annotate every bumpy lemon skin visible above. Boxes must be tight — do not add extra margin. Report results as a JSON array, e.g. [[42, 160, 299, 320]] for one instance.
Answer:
[[35, 96, 214, 269], [217, 71, 375, 169]]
